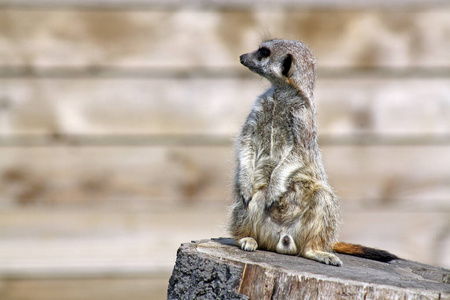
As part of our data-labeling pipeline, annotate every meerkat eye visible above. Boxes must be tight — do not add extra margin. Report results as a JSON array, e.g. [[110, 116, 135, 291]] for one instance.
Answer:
[[257, 47, 271, 59]]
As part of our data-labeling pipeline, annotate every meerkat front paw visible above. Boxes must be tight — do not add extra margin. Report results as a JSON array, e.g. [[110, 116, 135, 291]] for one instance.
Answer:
[[265, 198, 278, 211], [265, 189, 282, 211], [238, 237, 258, 251], [240, 192, 252, 207], [238, 185, 253, 207]]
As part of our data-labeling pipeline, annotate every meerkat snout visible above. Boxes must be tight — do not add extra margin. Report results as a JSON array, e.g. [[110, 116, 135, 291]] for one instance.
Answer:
[[239, 46, 273, 74], [239, 53, 252, 67], [239, 54, 245, 64]]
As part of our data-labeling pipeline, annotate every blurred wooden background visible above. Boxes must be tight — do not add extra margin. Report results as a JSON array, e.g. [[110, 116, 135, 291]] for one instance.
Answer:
[[0, 1, 450, 299]]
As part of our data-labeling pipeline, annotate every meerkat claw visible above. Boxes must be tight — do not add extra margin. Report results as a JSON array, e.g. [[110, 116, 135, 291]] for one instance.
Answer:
[[238, 237, 258, 251], [265, 198, 277, 211], [241, 193, 252, 207]]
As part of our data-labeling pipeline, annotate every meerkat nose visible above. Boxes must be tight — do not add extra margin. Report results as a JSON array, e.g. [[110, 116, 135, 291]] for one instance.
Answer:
[[282, 235, 290, 247], [239, 54, 246, 64]]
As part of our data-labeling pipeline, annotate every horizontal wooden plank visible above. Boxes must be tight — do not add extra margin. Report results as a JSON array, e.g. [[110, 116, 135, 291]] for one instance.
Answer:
[[1, 78, 450, 136], [0, 145, 449, 210], [1, 134, 450, 148], [0, 208, 448, 281], [0, 209, 229, 277], [0, 278, 169, 300], [2, 66, 450, 80], [339, 211, 450, 269], [0, 0, 449, 10], [1, 10, 450, 69], [324, 145, 450, 210], [0, 146, 233, 208]]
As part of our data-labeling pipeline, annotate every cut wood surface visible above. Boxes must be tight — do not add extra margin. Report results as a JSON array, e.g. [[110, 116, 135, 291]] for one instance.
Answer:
[[168, 238, 450, 299]]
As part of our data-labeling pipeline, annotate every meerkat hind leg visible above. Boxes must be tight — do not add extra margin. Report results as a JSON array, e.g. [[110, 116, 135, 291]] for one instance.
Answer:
[[238, 237, 258, 251], [303, 249, 343, 266]]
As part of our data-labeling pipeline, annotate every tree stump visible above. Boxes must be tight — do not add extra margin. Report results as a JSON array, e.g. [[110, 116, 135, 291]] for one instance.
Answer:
[[168, 238, 450, 300]]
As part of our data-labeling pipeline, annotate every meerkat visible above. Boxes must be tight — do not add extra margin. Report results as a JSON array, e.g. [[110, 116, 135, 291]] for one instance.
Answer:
[[229, 39, 397, 266]]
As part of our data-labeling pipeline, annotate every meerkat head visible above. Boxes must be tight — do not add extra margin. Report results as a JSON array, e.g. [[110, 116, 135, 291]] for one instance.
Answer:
[[240, 39, 316, 99]]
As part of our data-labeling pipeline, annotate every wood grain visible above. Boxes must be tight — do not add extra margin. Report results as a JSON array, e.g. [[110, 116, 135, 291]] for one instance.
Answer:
[[0, 208, 447, 277], [1, 0, 449, 10], [1, 10, 449, 69], [0, 145, 449, 208], [169, 239, 450, 299], [0, 4, 449, 297], [0, 278, 169, 300], [1, 78, 449, 136]]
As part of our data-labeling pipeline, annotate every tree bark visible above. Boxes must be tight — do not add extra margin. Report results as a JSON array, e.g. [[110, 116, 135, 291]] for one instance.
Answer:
[[168, 238, 450, 300]]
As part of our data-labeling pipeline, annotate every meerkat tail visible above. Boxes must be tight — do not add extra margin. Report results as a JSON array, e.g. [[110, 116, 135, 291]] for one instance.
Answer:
[[333, 242, 398, 262]]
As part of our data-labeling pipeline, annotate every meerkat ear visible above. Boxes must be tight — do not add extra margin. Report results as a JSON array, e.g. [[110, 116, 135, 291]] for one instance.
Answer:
[[281, 54, 293, 77]]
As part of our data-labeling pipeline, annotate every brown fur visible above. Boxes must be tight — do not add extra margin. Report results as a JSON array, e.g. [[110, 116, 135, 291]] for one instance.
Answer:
[[334, 242, 398, 262]]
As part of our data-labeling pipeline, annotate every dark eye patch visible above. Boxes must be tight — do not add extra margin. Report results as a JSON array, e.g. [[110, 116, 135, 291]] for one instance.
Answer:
[[257, 47, 271, 59]]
